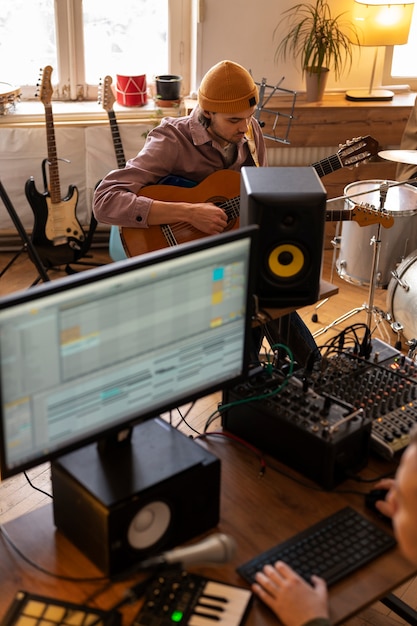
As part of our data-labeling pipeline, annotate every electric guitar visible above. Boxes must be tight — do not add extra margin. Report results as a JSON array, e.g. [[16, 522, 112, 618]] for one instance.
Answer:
[[25, 66, 86, 267], [98, 75, 126, 169], [119, 136, 382, 258]]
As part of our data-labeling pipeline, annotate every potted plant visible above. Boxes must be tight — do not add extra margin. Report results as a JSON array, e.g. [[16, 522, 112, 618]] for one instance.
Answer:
[[274, 0, 360, 101], [154, 74, 182, 106]]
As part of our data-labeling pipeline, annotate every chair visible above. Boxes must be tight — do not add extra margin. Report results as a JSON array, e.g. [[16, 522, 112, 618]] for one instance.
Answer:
[[109, 225, 128, 261]]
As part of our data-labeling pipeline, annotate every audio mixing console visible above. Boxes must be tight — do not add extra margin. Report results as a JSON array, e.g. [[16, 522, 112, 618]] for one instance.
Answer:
[[221, 339, 417, 487], [303, 338, 417, 459]]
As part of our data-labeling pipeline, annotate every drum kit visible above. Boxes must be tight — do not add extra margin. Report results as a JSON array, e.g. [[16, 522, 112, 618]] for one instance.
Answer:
[[325, 149, 417, 351], [0, 82, 21, 115]]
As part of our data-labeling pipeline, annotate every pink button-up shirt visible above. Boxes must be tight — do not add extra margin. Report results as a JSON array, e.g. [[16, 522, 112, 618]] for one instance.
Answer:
[[93, 106, 267, 228]]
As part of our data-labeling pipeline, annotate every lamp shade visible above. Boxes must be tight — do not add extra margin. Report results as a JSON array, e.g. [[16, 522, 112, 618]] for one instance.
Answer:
[[353, 0, 415, 46]]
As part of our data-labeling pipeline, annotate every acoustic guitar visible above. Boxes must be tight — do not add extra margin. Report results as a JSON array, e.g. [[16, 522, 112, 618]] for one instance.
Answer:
[[120, 135, 382, 258], [25, 66, 86, 267]]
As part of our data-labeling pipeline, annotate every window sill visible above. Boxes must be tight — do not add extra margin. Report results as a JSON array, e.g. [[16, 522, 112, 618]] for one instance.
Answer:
[[0, 98, 193, 127]]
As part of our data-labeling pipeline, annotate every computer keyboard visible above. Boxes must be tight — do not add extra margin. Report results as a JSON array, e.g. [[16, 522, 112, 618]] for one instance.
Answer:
[[238, 507, 396, 587]]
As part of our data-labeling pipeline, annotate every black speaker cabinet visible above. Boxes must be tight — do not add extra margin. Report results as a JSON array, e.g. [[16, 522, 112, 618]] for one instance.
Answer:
[[51, 418, 221, 576], [240, 166, 327, 308]]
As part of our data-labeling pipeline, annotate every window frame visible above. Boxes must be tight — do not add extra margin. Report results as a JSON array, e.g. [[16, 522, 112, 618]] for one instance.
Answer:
[[17, 0, 192, 102], [383, 46, 417, 92], [382, 5, 417, 92]]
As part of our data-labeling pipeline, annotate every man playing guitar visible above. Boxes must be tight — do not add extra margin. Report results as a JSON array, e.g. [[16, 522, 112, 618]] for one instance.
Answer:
[[93, 59, 318, 367]]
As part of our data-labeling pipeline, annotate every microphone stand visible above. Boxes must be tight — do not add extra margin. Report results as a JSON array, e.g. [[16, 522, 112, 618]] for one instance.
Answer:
[[365, 182, 388, 330], [313, 180, 397, 339]]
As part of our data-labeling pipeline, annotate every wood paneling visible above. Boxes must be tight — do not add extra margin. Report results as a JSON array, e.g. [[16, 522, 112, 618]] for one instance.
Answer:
[[261, 92, 416, 148]]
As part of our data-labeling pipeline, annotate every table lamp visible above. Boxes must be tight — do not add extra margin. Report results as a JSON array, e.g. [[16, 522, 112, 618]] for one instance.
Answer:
[[346, 0, 414, 101]]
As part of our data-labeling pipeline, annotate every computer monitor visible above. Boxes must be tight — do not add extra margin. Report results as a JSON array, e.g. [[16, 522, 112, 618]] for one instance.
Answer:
[[0, 226, 258, 481]]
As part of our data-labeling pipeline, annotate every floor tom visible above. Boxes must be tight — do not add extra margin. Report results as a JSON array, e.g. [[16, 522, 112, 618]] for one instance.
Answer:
[[337, 180, 417, 288]]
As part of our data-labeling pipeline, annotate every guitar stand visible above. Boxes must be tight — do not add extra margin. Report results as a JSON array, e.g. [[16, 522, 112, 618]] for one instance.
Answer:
[[61, 214, 104, 275], [0, 180, 50, 284], [0, 181, 103, 286]]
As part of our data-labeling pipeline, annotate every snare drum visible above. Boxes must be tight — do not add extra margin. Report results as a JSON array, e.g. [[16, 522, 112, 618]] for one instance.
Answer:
[[336, 180, 417, 288], [387, 250, 417, 342], [0, 82, 21, 115]]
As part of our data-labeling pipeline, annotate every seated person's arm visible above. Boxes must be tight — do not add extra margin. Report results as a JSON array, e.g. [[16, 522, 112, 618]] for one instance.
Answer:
[[252, 561, 329, 626]]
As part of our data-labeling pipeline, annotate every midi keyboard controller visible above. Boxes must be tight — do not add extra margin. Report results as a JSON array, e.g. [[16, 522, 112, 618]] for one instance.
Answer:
[[222, 339, 417, 488]]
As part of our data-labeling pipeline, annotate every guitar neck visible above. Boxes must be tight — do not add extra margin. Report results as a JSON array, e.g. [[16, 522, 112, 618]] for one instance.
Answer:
[[108, 110, 126, 168], [44, 103, 61, 203], [326, 208, 350, 222], [313, 153, 343, 178]]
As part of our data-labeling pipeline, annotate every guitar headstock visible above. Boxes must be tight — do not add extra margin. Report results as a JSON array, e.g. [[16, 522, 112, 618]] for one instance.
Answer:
[[98, 75, 115, 111], [351, 202, 394, 229], [38, 66, 53, 105], [337, 136, 380, 167]]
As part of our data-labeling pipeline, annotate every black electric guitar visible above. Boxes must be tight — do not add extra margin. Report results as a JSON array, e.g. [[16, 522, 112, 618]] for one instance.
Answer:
[[98, 75, 126, 169], [25, 66, 86, 267]]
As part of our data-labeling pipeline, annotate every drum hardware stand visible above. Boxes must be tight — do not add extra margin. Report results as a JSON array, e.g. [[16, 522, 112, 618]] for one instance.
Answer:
[[0, 180, 50, 284], [390, 320, 404, 351], [406, 339, 417, 361], [311, 224, 342, 323], [313, 182, 391, 339]]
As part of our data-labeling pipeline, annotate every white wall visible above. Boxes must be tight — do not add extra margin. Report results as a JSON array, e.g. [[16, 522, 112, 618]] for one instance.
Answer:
[[194, 0, 380, 94]]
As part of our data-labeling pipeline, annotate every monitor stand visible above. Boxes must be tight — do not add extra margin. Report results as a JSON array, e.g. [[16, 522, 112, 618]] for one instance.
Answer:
[[50, 417, 221, 577]]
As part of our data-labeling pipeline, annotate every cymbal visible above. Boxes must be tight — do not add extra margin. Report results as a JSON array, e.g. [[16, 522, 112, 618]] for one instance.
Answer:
[[379, 150, 417, 165]]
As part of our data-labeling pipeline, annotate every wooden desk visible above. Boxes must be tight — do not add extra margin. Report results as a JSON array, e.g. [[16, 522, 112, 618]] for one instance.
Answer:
[[0, 427, 415, 626]]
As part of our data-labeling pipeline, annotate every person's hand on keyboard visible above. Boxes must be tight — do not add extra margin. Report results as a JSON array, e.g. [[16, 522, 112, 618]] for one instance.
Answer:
[[252, 561, 329, 626]]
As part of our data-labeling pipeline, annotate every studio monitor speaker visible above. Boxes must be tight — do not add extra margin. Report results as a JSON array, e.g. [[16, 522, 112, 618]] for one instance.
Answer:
[[240, 167, 327, 308], [51, 418, 221, 576]]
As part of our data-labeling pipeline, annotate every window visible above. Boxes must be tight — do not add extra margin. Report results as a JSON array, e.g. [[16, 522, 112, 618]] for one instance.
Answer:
[[0, 0, 190, 101], [383, 8, 417, 91]]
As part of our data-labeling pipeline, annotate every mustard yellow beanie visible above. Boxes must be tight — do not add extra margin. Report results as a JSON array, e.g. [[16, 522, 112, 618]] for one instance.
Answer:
[[198, 60, 258, 113]]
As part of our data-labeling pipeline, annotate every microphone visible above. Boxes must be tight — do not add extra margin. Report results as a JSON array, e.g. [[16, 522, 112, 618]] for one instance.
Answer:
[[379, 180, 389, 210], [136, 533, 237, 570]]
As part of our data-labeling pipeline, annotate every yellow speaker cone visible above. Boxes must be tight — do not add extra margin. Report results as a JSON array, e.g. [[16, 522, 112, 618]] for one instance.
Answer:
[[268, 244, 305, 278]]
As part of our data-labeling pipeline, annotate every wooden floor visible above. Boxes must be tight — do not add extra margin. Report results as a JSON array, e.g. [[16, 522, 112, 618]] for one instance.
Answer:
[[0, 241, 416, 626]]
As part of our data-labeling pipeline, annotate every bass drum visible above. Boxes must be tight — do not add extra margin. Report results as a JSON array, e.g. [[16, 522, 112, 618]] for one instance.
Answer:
[[387, 250, 417, 342], [336, 180, 417, 288]]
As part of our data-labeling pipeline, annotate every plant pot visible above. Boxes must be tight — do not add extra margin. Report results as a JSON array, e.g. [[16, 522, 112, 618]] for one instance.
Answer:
[[155, 74, 182, 102], [305, 67, 329, 102]]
